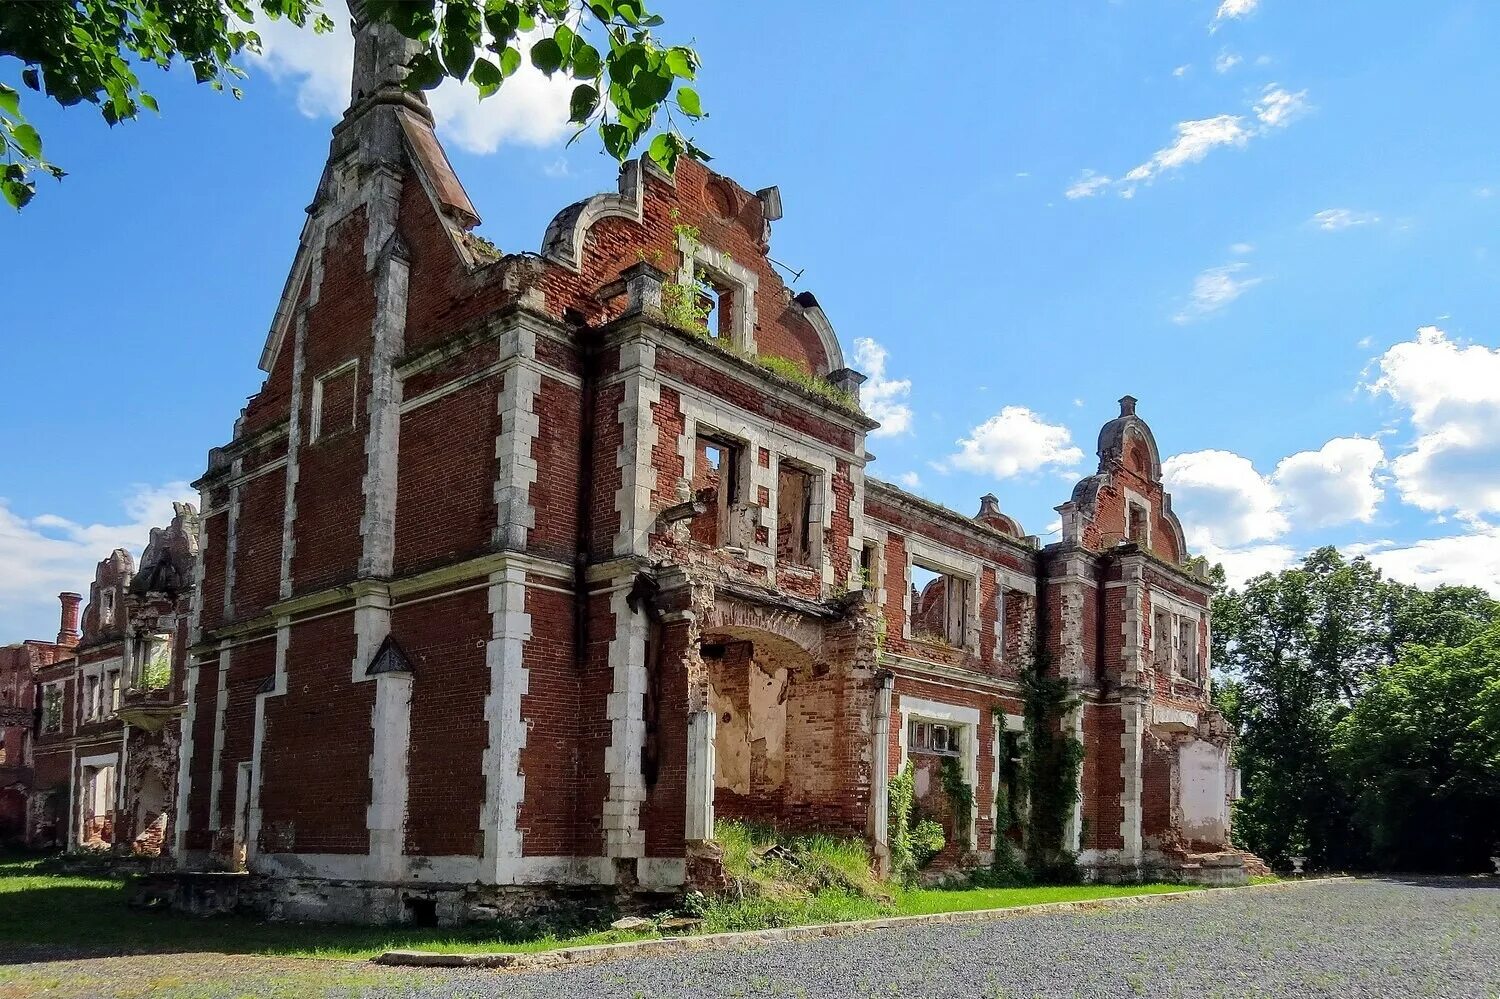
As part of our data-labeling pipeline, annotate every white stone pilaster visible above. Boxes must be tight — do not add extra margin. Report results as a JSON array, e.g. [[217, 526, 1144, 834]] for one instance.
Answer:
[[481, 564, 531, 881], [206, 645, 231, 836], [357, 252, 408, 578], [869, 674, 893, 849], [684, 709, 716, 842], [613, 340, 660, 557], [493, 327, 541, 551], [245, 620, 289, 869], [278, 313, 309, 600], [1120, 698, 1145, 866], [602, 583, 649, 858]]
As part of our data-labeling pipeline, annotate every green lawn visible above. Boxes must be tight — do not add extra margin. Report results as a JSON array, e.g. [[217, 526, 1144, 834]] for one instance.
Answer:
[[0, 854, 1199, 961]]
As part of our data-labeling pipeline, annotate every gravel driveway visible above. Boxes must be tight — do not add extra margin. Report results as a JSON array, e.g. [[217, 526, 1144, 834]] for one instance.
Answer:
[[3, 879, 1496, 998], [436, 878, 1500, 999]]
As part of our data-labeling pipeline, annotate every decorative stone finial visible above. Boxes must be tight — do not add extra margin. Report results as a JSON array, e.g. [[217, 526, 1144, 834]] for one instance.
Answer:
[[1119, 395, 1138, 417], [977, 494, 1002, 518]]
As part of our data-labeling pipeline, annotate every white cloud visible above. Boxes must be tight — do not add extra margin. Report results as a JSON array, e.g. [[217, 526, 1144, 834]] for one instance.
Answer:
[[852, 337, 914, 438], [1076, 85, 1308, 199], [1173, 64, 1191, 78], [943, 407, 1083, 479], [243, 5, 574, 155], [1213, 0, 1260, 29], [1272, 437, 1385, 528], [1204, 543, 1299, 588], [1163, 450, 1287, 548], [1363, 528, 1500, 594], [1253, 85, 1309, 129], [1173, 261, 1263, 323], [1065, 170, 1113, 200], [898, 471, 922, 490], [1229, 242, 1255, 255], [1370, 325, 1500, 519], [1214, 50, 1243, 74], [0, 482, 197, 641], [1311, 208, 1380, 231]]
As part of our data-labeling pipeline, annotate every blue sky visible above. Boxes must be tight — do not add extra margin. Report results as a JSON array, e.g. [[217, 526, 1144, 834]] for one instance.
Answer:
[[4, 0, 1500, 640]]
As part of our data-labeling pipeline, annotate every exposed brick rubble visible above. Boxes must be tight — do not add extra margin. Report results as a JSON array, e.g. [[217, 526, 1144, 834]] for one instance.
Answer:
[[0, 6, 1255, 918], [11, 505, 199, 862]]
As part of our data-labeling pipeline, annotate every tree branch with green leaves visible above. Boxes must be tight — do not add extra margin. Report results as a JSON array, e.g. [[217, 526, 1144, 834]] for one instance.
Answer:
[[0, 0, 706, 211]]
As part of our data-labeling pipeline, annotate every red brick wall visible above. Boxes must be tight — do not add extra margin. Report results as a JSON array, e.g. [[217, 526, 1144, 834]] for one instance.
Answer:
[[394, 378, 499, 576], [529, 377, 582, 562], [199, 511, 228, 634], [574, 588, 618, 858], [258, 615, 369, 854], [518, 582, 579, 856], [183, 656, 221, 852], [399, 591, 488, 857], [642, 619, 689, 858], [215, 639, 275, 831], [232, 473, 285, 619], [288, 208, 374, 596], [1141, 734, 1173, 841]]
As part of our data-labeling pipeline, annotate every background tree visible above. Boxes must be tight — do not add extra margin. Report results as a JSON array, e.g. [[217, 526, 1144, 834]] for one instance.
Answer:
[[1212, 545, 1499, 871], [1334, 622, 1500, 871], [1, 0, 705, 209]]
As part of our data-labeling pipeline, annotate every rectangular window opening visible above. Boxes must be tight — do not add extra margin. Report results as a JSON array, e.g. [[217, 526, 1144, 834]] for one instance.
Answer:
[[909, 718, 962, 757], [1127, 501, 1149, 544], [776, 462, 815, 567], [1153, 609, 1173, 669], [911, 559, 968, 647], [689, 433, 741, 547], [694, 269, 737, 340]]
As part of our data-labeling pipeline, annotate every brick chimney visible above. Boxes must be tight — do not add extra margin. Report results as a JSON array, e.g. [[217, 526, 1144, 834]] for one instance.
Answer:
[[57, 592, 82, 647], [1119, 395, 1138, 417]]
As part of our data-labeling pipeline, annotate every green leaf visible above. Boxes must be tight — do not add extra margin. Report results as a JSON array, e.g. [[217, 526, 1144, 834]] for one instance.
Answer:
[[569, 83, 599, 122], [554, 24, 576, 62], [471, 58, 502, 98], [676, 86, 701, 117], [441, 4, 478, 79], [2, 176, 35, 210], [664, 47, 696, 79], [600, 122, 631, 160], [140, 92, 159, 113], [500, 46, 521, 77], [10, 123, 42, 160], [0, 84, 19, 117], [21, 68, 39, 92], [648, 131, 681, 174], [530, 37, 563, 75], [404, 50, 447, 91], [571, 42, 602, 79]]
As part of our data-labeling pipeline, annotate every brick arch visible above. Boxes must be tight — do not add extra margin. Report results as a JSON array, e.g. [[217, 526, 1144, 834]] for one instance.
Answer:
[[701, 598, 829, 663]]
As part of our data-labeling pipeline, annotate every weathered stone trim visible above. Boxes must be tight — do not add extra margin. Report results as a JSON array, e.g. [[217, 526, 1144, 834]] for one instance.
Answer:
[[612, 340, 661, 558], [278, 313, 309, 601], [602, 582, 648, 859], [481, 564, 531, 882], [894, 694, 981, 849], [206, 647, 231, 839], [492, 326, 541, 552]]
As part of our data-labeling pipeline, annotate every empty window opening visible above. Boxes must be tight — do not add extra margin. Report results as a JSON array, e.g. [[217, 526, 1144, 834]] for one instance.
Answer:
[[106, 668, 121, 713], [84, 675, 101, 721], [909, 719, 961, 757], [998, 729, 1025, 841], [694, 270, 737, 340], [859, 541, 880, 590], [1153, 609, 1173, 669], [1127, 501, 1149, 544], [99, 589, 115, 627], [776, 462, 814, 566], [1179, 618, 1198, 682], [42, 685, 62, 733], [911, 560, 968, 647], [689, 433, 741, 547]]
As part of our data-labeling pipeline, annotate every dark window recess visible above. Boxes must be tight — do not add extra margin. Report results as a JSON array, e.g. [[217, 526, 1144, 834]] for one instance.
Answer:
[[689, 434, 740, 547], [777, 463, 813, 566], [911, 560, 968, 647]]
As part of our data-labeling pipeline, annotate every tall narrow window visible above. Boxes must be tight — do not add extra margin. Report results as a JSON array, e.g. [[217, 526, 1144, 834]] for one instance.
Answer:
[[42, 685, 63, 733], [689, 433, 740, 546], [1153, 609, 1173, 669], [99, 589, 115, 627], [777, 462, 814, 566], [1179, 618, 1197, 681], [694, 270, 737, 340], [1127, 501, 1149, 544]]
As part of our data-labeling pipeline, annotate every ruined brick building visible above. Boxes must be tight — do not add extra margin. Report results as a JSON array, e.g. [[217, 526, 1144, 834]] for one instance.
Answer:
[[24, 505, 199, 856], [165, 10, 1247, 921]]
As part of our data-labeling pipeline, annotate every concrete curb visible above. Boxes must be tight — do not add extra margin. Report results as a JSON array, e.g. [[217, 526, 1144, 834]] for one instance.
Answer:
[[374, 877, 1352, 972]]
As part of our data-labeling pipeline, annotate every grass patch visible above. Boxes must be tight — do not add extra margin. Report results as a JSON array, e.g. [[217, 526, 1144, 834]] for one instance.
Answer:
[[0, 843, 1201, 962]]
